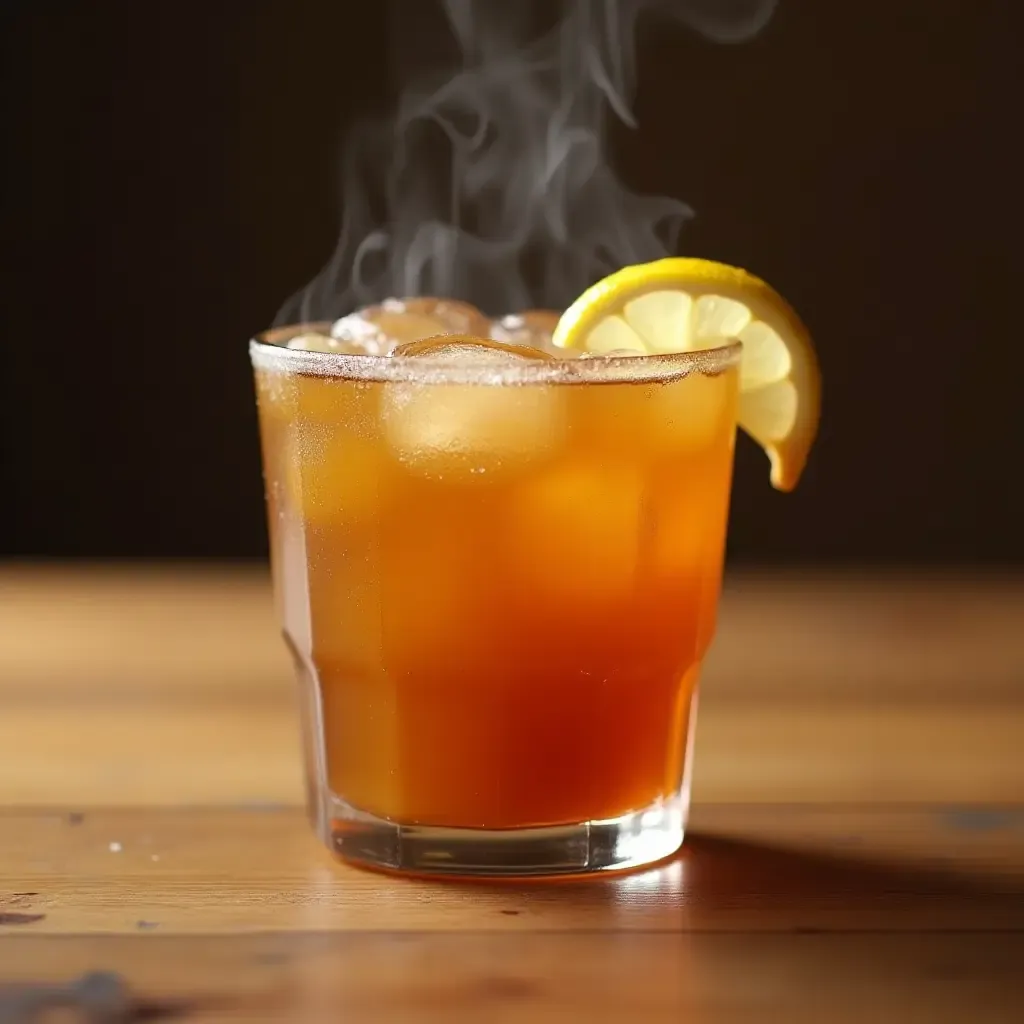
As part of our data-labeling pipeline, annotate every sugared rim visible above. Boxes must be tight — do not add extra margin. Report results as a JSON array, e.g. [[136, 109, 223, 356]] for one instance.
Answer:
[[249, 322, 743, 385]]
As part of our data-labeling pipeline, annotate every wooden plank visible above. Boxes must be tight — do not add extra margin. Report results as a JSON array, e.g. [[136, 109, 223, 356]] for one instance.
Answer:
[[0, 565, 290, 700], [3, 700, 1021, 808], [706, 572, 1024, 701], [1, 932, 1022, 1023], [1, 569, 1023, 1018], [0, 705, 305, 808], [1, 806, 1021, 936], [3, 567, 1023, 701], [2, 568, 1022, 807]]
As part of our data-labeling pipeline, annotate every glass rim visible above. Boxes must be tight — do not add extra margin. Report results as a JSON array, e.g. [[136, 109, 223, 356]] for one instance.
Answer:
[[249, 321, 743, 386]]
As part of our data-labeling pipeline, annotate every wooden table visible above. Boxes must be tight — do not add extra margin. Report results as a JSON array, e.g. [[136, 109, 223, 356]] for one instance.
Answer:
[[1, 566, 1022, 1022]]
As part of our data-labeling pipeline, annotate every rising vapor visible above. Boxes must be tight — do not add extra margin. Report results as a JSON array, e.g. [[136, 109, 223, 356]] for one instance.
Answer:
[[277, 0, 777, 325]]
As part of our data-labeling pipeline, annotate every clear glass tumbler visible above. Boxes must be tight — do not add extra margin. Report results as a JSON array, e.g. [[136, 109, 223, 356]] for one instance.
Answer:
[[251, 324, 740, 876]]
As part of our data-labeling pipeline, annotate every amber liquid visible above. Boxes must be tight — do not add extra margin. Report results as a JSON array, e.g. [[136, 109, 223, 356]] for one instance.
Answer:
[[256, 359, 737, 829]]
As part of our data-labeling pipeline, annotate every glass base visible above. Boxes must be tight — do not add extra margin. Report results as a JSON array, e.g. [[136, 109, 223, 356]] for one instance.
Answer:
[[326, 793, 688, 877]]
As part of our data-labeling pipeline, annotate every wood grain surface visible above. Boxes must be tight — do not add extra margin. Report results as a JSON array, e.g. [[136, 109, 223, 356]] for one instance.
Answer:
[[1, 566, 1022, 1022]]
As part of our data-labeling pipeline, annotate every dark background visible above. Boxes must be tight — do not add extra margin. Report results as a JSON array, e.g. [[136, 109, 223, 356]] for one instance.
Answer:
[[3, 0, 1021, 564]]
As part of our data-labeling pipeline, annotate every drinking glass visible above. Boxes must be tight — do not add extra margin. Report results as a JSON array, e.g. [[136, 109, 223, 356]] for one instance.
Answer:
[[251, 323, 740, 876]]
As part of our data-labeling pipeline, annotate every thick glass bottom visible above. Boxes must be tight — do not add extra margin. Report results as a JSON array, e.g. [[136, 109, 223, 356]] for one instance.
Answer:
[[325, 792, 689, 877]]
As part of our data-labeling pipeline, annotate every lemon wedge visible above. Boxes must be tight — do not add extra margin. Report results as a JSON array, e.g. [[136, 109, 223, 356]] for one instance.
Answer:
[[552, 258, 821, 491]]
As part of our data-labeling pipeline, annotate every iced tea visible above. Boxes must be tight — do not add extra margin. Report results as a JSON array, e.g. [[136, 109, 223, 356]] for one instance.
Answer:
[[252, 313, 740, 874]]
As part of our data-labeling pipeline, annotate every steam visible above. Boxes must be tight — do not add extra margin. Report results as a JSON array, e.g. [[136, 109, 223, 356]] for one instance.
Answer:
[[277, 0, 777, 324]]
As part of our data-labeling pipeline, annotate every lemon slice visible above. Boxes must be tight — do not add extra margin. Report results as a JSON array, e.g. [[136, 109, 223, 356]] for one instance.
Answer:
[[551, 257, 821, 491]]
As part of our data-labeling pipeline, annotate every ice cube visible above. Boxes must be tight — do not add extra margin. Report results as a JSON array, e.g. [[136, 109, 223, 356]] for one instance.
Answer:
[[308, 544, 384, 670], [378, 529, 480, 674], [286, 332, 348, 353], [285, 380, 389, 526], [650, 475, 728, 582], [506, 462, 646, 608], [325, 313, 390, 355], [286, 434, 388, 528], [649, 469, 732, 655], [645, 370, 736, 455], [489, 309, 560, 349], [382, 337, 565, 480], [332, 297, 490, 354], [394, 335, 555, 363]]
